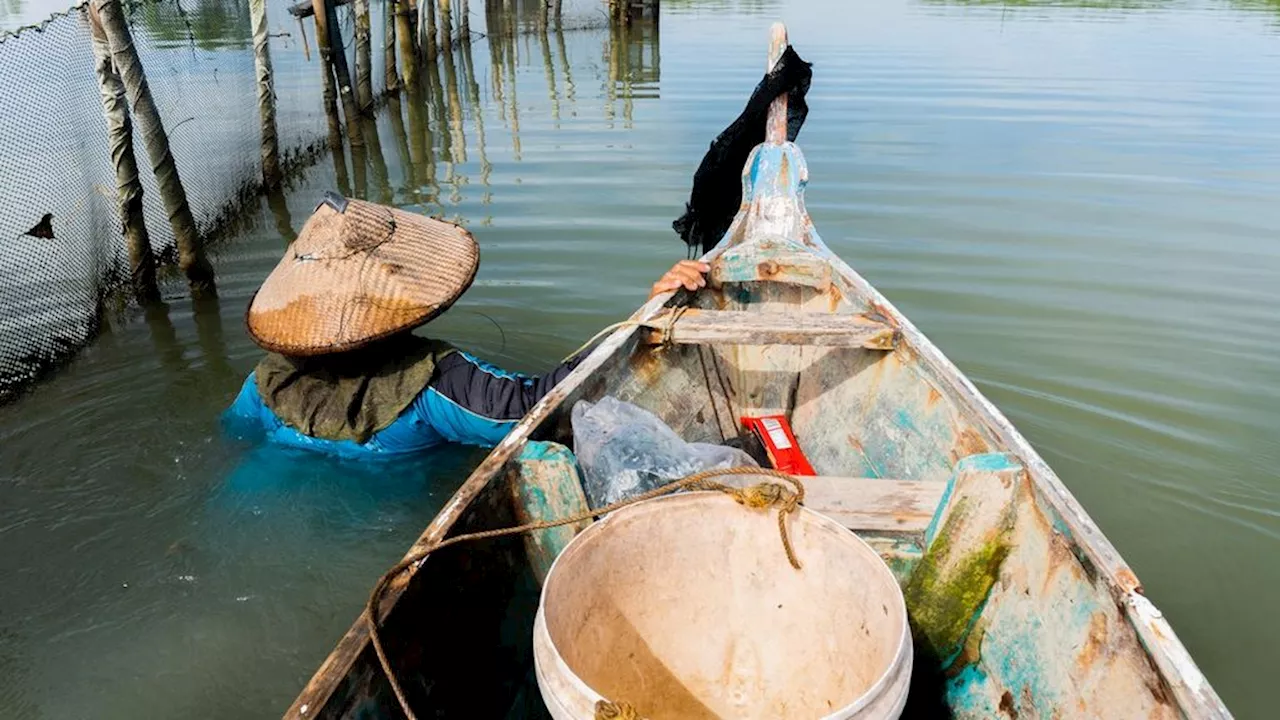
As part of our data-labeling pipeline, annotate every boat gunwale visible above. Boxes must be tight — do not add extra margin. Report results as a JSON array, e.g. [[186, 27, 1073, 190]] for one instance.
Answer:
[[287, 241, 1231, 718]]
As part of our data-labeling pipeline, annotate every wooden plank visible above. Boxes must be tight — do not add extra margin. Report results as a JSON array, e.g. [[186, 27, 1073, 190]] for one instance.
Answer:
[[640, 308, 898, 349], [800, 476, 947, 533]]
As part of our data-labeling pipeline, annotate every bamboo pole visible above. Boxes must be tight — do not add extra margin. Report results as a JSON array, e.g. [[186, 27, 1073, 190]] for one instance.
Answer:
[[92, 0, 215, 300], [317, 0, 365, 150], [87, 3, 159, 304], [353, 0, 374, 111], [439, 4, 465, 164], [458, 0, 470, 42], [250, 0, 283, 188], [313, 0, 351, 196], [385, 0, 400, 92]]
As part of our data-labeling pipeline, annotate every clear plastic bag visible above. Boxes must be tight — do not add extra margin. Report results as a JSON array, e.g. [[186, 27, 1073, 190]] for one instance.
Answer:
[[571, 396, 758, 510]]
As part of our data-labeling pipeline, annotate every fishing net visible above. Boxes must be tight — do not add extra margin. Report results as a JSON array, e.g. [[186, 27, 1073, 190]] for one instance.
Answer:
[[0, 0, 383, 402], [0, 0, 619, 403]]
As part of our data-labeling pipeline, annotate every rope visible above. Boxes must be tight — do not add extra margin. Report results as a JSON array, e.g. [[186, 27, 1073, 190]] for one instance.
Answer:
[[562, 306, 689, 363], [366, 466, 805, 719], [596, 700, 643, 719]]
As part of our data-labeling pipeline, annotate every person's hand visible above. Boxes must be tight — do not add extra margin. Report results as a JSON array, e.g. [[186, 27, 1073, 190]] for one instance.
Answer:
[[649, 260, 710, 299]]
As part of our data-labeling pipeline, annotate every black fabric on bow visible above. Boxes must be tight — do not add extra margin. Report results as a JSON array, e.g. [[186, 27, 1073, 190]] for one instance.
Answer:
[[673, 46, 813, 258]]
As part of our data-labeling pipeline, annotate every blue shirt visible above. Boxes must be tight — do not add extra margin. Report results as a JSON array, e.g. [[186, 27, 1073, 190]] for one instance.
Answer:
[[223, 351, 583, 458]]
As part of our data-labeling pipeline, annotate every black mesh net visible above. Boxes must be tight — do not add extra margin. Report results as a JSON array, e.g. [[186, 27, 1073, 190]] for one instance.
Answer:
[[0, 0, 387, 402]]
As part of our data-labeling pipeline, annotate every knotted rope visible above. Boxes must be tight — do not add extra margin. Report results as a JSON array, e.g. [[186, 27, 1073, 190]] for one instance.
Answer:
[[595, 699, 643, 719], [366, 466, 805, 720]]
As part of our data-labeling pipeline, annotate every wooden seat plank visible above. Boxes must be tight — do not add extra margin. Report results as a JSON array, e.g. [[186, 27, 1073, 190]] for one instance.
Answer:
[[640, 309, 898, 349]]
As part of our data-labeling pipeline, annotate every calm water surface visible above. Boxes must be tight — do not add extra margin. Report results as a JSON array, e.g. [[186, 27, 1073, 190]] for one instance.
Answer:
[[2, 0, 1278, 717]]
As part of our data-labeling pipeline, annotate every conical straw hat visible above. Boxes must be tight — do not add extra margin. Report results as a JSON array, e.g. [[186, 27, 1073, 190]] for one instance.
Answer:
[[246, 194, 479, 356]]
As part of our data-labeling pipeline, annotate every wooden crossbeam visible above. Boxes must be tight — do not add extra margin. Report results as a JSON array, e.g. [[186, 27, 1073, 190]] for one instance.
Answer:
[[800, 476, 947, 533], [640, 309, 898, 349], [714, 474, 947, 533]]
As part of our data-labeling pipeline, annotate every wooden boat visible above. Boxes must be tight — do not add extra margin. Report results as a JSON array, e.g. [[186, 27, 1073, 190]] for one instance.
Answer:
[[286, 24, 1230, 720]]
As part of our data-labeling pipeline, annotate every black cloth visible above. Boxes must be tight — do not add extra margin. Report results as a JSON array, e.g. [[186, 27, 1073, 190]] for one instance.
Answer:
[[673, 46, 813, 257]]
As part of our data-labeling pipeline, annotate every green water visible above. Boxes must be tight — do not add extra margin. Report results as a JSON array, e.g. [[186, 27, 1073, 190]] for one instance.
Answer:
[[2, 0, 1279, 717]]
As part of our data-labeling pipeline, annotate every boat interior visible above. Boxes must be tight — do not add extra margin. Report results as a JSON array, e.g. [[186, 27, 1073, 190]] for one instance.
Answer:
[[288, 30, 1204, 719]]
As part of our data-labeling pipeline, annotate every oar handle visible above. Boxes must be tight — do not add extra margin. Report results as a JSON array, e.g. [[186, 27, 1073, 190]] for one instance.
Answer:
[[765, 22, 789, 145]]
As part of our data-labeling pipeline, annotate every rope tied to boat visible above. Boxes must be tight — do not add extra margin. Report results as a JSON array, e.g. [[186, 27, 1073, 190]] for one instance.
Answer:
[[595, 699, 644, 720], [365, 466, 805, 720]]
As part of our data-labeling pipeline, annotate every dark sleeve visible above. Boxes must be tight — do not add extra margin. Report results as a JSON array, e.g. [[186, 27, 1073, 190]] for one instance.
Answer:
[[427, 351, 588, 422]]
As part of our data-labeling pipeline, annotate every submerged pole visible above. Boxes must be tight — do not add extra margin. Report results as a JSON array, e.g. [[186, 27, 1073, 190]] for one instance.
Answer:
[[87, 3, 159, 304], [92, 0, 215, 300], [250, 0, 283, 188], [353, 0, 374, 111]]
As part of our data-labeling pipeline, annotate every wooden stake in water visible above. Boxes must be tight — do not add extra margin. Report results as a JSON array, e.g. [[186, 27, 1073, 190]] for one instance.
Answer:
[[92, 0, 216, 300], [86, 2, 159, 304], [250, 0, 283, 188]]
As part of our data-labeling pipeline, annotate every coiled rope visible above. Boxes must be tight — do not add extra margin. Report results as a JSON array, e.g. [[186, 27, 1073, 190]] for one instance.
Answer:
[[365, 466, 805, 720]]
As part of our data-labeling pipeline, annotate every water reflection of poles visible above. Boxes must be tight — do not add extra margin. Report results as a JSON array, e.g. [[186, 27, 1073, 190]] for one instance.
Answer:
[[395, 0, 418, 87], [439, 4, 466, 165], [362, 116, 392, 203], [353, 0, 375, 109], [555, 8, 574, 106], [486, 0, 507, 126], [192, 295, 235, 382], [265, 185, 297, 243], [422, 0, 438, 60], [459, 20, 491, 204], [143, 301, 186, 373], [386, 92, 414, 201], [538, 14, 559, 127], [385, 0, 401, 92], [502, 4, 522, 160]]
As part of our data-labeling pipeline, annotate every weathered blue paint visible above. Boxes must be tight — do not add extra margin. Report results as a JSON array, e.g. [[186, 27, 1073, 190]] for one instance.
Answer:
[[924, 472, 957, 547], [509, 441, 592, 584], [955, 452, 1022, 473]]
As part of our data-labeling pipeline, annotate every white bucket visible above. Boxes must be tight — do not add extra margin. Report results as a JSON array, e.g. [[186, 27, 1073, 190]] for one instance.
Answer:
[[533, 491, 912, 719]]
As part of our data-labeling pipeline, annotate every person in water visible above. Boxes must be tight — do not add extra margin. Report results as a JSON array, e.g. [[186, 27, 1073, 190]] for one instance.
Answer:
[[224, 193, 708, 457]]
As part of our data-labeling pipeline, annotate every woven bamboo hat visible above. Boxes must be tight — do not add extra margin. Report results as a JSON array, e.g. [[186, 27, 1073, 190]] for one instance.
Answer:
[[246, 193, 479, 356]]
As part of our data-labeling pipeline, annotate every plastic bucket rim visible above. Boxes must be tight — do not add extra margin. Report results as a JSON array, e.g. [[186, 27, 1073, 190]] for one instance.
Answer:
[[534, 490, 913, 719]]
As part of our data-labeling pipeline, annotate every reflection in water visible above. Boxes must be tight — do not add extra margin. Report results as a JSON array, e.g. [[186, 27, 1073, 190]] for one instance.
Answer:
[[302, 3, 662, 214], [133, 0, 253, 51], [265, 185, 297, 243], [606, 12, 659, 127], [355, 1, 665, 211]]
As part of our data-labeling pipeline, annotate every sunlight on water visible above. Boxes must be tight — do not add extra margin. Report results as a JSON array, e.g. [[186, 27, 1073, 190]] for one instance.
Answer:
[[1, 0, 1278, 716]]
